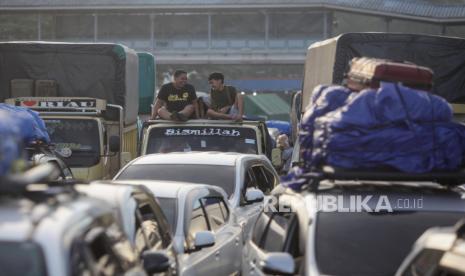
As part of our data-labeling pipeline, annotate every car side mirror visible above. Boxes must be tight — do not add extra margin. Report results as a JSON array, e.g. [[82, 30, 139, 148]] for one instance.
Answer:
[[245, 188, 264, 204], [271, 148, 283, 168], [194, 231, 215, 249], [141, 250, 171, 274], [261, 252, 295, 276], [109, 135, 120, 152]]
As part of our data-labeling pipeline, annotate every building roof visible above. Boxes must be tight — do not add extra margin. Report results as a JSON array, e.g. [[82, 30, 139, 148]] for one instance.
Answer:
[[245, 94, 290, 116], [0, 0, 464, 21]]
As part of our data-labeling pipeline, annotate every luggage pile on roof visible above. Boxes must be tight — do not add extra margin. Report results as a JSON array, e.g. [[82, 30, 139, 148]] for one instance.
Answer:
[[300, 58, 465, 173]]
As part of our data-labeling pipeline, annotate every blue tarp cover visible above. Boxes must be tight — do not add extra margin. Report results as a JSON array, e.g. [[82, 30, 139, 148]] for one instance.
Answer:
[[266, 120, 291, 136], [0, 110, 21, 176], [0, 104, 50, 145], [303, 82, 465, 173]]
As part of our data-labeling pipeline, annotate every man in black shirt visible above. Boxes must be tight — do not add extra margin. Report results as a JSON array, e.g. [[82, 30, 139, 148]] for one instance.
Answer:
[[151, 70, 198, 121]]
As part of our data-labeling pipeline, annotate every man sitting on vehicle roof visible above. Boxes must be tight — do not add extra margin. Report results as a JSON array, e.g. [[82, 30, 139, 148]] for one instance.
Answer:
[[151, 70, 198, 122], [205, 72, 244, 121]]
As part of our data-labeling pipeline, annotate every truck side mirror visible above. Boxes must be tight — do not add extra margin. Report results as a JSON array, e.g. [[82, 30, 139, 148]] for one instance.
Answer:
[[271, 148, 283, 168], [109, 135, 120, 152]]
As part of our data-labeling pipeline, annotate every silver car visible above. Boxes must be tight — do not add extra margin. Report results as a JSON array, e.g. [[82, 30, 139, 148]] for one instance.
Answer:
[[115, 180, 244, 276], [244, 178, 465, 276], [76, 181, 179, 275], [114, 152, 279, 239], [0, 185, 145, 276]]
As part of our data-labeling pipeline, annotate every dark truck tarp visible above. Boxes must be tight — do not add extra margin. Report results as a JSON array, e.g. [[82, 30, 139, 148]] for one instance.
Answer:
[[0, 42, 138, 125], [302, 33, 465, 112], [137, 52, 156, 115]]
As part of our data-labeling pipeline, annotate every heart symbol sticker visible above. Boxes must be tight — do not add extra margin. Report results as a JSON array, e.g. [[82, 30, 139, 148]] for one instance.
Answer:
[[22, 101, 37, 107]]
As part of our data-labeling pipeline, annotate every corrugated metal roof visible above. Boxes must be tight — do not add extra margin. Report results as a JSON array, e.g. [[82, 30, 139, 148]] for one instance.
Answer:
[[0, 0, 464, 21]]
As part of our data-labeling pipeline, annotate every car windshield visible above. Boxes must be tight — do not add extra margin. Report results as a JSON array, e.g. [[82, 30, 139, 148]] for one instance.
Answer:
[[44, 119, 100, 167], [0, 241, 46, 276], [117, 164, 236, 196], [156, 197, 177, 232], [315, 210, 465, 276], [146, 126, 258, 154]]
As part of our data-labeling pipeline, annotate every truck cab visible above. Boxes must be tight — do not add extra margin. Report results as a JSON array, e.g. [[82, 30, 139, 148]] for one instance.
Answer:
[[139, 119, 273, 158], [6, 97, 137, 181]]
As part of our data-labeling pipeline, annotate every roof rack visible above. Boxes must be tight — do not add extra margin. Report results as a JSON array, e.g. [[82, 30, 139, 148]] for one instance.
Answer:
[[143, 118, 263, 127], [0, 163, 86, 200], [299, 166, 465, 192]]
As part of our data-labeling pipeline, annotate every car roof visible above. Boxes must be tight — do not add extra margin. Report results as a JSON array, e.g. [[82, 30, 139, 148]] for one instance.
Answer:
[[112, 179, 209, 198], [0, 195, 111, 242], [76, 182, 136, 207], [130, 151, 262, 166]]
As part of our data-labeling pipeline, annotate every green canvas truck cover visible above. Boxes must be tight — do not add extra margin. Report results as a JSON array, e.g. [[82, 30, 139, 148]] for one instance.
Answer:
[[137, 52, 156, 114]]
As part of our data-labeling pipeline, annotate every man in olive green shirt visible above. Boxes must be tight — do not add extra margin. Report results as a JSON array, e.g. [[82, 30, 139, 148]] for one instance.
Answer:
[[206, 72, 244, 120]]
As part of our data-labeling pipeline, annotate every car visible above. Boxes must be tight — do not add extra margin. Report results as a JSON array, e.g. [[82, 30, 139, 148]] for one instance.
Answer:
[[114, 181, 244, 275], [76, 181, 178, 275], [114, 152, 279, 237], [0, 163, 150, 276], [243, 169, 465, 276]]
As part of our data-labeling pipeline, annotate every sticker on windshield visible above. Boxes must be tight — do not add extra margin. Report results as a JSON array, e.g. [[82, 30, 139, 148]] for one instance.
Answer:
[[245, 139, 256, 144], [165, 128, 240, 137], [201, 140, 206, 148]]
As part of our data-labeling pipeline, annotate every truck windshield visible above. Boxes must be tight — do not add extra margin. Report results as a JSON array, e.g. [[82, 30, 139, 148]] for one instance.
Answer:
[[44, 119, 100, 167], [146, 126, 258, 154], [0, 241, 46, 276]]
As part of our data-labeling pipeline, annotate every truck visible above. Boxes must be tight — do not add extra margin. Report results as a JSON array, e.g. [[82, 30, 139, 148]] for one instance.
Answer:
[[139, 119, 274, 158], [1, 42, 139, 181], [299, 32, 465, 118], [290, 32, 465, 167]]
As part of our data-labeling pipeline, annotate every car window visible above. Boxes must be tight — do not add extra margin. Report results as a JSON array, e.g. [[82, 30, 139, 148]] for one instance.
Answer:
[[253, 211, 295, 252], [134, 202, 163, 253], [82, 219, 138, 276], [242, 169, 258, 205], [156, 197, 177, 233], [244, 169, 258, 190], [201, 197, 229, 232], [0, 242, 47, 276], [133, 190, 174, 253], [262, 167, 278, 190], [187, 199, 209, 248], [251, 165, 274, 194], [117, 164, 236, 197], [147, 126, 258, 154], [70, 241, 92, 276], [83, 227, 123, 276]]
